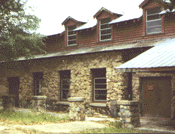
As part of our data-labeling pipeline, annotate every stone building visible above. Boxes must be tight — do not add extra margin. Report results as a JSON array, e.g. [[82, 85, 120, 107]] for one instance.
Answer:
[[0, 0, 175, 118]]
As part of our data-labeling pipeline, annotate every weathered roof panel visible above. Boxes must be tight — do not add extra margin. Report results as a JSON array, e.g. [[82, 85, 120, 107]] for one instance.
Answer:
[[17, 39, 163, 61], [115, 38, 175, 70]]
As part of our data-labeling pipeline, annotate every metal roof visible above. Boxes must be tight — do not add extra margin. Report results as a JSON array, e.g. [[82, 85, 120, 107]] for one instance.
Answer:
[[74, 9, 143, 31], [115, 38, 175, 71], [74, 19, 97, 31], [109, 9, 142, 24], [17, 39, 160, 61]]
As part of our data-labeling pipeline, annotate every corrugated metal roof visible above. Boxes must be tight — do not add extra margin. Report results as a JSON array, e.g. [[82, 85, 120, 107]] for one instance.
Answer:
[[74, 19, 97, 31], [17, 39, 160, 61], [109, 9, 142, 24], [115, 38, 175, 71]]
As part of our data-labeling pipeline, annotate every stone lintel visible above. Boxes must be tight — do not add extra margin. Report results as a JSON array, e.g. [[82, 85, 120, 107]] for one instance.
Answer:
[[31, 96, 47, 100], [68, 97, 85, 102], [117, 100, 139, 106], [55, 101, 69, 106], [89, 103, 107, 107]]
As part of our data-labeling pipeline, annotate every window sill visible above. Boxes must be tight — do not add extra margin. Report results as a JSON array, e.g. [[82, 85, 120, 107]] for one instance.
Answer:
[[143, 32, 165, 37], [55, 101, 69, 106], [89, 102, 107, 107]]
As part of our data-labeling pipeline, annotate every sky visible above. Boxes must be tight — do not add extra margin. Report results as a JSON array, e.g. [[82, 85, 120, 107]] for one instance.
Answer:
[[26, 0, 145, 36]]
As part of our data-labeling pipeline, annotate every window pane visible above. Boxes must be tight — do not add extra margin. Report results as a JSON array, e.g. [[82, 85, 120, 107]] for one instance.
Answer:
[[146, 26, 162, 34], [146, 20, 162, 27], [147, 7, 161, 15], [95, 90, 107, 95], [95, 79, 106, 83], [68, 25, 76, 31], [62, 90, 69, 99], [147, 14, 161, 21], [62, 79, 70, 84], [101, 35, 111, 40], [95, 84, 106, 89], [63, 85, 69, 89], [68, 35, 76, 40], [101, 29, 111, 35], [68, 40, 76, 45], [101, 24, 111, 29]]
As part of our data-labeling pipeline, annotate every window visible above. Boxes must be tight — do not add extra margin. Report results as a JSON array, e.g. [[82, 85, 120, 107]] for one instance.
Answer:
[[146, 7, 162, 35], [99, 18, 111, 41], [33, 72, 43, 95], [94, 78, 107, 101], [92, 68, 107, 102], [60, 70, 70, 100], [67, 25, 76, 46]]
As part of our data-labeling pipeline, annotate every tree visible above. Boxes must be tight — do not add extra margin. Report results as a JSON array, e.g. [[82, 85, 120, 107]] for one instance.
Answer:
[[0, 0, 46, 62], [156, 0, 175, 11]]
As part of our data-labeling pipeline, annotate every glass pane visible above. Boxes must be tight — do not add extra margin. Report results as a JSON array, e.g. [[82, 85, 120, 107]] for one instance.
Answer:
[[68, 25, 76, 31], [101, 18, 111, 24], [146, 26, 162, 34], [63, 85, 69, 89], [95, 79, 106, 83], [101, 24, 111, 29], [101, 35, 111, 40], [68, 31, 76, 35], [62, 90, 69, 99], [101, 29, 111, 35], [95, 84, 106, 89], [147, 7, 161, 15], [147, 20, 162, 27], [95, 90, 107, 95], [62, 79, 70, 84], [147, 14, 161, 21], [68, 35, 76, 40], [68, 40, 76, 45]]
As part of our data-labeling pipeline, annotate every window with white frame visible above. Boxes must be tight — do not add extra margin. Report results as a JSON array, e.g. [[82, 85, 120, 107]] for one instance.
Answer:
[[99, 18, 111, 41], [60, 70, 70, 100], [146, 7, 162, 35], [92, 68, 107, 102], [94, 77, 107, 101], [67, 25, 76, 46]]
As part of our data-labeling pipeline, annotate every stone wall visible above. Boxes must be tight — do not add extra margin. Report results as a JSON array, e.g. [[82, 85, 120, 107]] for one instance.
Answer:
[[0, 51, 128, 114]]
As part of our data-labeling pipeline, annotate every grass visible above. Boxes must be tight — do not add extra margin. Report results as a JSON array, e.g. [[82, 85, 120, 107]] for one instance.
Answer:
[[76, 121, 160, 133], [0, 109, 70, 125]]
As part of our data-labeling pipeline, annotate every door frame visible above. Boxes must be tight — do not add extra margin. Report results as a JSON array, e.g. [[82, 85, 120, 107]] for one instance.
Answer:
[[7, 77, 19, 107], [140, 76, 172, 117]]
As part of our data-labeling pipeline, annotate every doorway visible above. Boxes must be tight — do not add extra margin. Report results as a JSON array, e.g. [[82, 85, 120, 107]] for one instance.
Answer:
[[8, 77, 19, 107], [141, 77, 171, 118]]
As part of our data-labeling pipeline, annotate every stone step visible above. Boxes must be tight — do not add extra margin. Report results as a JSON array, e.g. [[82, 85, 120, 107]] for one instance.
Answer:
[[86, 116, 119, 122]]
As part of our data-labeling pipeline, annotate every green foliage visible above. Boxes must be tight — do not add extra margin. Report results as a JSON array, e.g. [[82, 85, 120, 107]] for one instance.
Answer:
[[0, 110, 70, 124], [0, 0, 46, 62], [109, 121, 123, 128]]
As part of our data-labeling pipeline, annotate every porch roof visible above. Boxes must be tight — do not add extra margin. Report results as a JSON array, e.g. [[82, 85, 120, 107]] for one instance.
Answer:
[[115, 38, 175, 72]]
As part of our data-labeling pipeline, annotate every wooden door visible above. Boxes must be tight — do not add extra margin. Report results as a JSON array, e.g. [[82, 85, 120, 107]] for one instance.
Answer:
[[8, 77, 19, 107], [142, 77, 171, 118]]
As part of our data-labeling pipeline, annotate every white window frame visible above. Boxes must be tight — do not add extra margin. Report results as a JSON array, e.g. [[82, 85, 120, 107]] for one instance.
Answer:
[[146, 7, 162, 35], [99, 18, 111, 41], [67, 25, 76, 46], [61, 78, 70, 100], [94, 77, 107, 102]]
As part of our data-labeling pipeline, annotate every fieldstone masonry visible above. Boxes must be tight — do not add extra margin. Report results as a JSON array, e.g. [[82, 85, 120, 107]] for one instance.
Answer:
[[118, 100, 140, 128], [68, 97, 86, 121], [31, 96, 47, 112]]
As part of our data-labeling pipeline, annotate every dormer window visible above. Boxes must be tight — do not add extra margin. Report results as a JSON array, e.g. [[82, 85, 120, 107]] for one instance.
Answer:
[[146, 7, 162, 35], [67, 25, 76, 46], [99, 18, 111, 41]]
